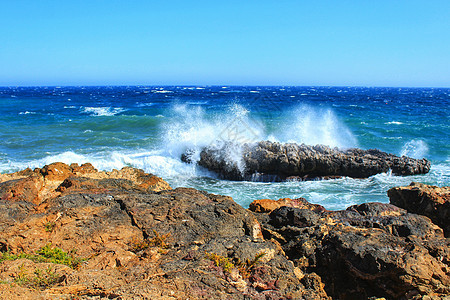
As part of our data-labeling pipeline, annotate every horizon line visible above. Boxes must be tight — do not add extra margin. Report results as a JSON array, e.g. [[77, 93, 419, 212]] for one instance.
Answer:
[[1, 84, 449, 89]]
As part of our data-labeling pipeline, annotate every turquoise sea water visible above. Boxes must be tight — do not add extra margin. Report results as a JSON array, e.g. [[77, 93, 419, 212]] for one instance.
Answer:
[[0, 86, 449, 210]]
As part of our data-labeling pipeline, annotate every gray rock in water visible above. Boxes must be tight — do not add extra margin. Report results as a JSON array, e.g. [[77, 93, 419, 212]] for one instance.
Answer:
[[185, 141, 431, 181]]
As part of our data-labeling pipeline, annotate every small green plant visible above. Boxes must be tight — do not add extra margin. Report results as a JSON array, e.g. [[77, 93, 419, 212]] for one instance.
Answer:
[[36, 243, 84, 269], [0, 244, 85, 269], [13, 263, 29, 286], [129, 238, 150, 252], [30, 266, 61, 289], [0, 252, 30, 263], [44, 222, 56, 232], [236, 251, 266, 278], [130, 230, 171, 253], [205, 252, 235, 272], [205, 251, 266, 278], [13, 264, 61, 290], [149, 230, 171, 249]]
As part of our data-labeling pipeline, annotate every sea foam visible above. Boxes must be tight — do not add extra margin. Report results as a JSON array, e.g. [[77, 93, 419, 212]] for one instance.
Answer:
[[400, 139, 429, 159]]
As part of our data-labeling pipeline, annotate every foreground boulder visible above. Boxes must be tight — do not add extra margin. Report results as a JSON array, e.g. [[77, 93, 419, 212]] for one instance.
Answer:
[[388, 182, 450, 237], [250, 193, 450, 299], [0, 163, 328, 299], [184, 141, 431, 181], [0, 162, 171, 205]]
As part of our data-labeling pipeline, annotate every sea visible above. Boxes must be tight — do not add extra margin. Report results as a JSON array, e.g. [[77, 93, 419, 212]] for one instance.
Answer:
[[0, 86, 449, 210]]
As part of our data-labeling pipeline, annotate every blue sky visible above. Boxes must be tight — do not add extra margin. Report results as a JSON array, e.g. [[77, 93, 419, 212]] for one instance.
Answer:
[[1, 0, 449, 87]]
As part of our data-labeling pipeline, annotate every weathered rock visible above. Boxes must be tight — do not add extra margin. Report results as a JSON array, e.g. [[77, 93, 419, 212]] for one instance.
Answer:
[[249, 197, 327, 213], [0, 165, 329, 299], [0, 162, 171, 205], [388, 182, 450, 237], [256, 201, 450, 299], [185, 141, 431, 181]]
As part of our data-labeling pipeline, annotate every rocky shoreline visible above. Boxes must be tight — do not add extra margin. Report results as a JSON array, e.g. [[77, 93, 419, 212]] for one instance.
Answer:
[[0, 163, 449, 299], [182, 141, 431, 181]]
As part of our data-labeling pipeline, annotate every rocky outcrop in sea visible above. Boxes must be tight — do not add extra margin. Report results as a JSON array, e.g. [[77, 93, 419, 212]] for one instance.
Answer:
[[0, 163, 448, 299], [183, 141, 431, 181]]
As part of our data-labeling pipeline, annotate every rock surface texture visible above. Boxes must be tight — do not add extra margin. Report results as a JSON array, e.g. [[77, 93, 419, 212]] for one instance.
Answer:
[[250, 197, 450, 299], [0, 163, 328, 299], [187, 141, 431, 181], [1, 164, 448, 299], [388, 182, 450, 237]]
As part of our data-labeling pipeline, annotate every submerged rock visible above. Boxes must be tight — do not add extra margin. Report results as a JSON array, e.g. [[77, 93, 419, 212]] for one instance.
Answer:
[[388, 182, 450, 237], [184, 141, 431, 181]]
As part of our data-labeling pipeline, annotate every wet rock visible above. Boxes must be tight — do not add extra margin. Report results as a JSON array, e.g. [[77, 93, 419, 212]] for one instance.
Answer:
[[187, 141, 431, 181], [388, 182, 450, 237]]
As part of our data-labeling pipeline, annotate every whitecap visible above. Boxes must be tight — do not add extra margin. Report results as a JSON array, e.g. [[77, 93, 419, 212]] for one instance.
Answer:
[[385, 121, 403, 125], [81, 107, 126, 116], [136, 102, 155, 107], [186, 101, 208, 105], [19, 111, 36, 115]]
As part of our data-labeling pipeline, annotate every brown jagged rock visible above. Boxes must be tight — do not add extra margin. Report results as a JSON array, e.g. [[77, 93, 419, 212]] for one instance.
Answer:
[[249, 197, 327, 213], [0, 162, 171, 206], [388, 182, 450, 237], [256, 200, 450, 299], [185, 141, 431, 181], [0, 165, 329, 299], [0, 174, 44, 205]]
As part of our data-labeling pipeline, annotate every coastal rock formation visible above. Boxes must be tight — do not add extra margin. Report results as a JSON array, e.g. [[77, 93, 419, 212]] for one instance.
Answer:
[[2, 164, 448, 299], [388, 182, 450, 237], [0, 162, 171, 205], [0, 164, 328, 299], [250, 198, 450, 299], [184, 141, 431, 181]]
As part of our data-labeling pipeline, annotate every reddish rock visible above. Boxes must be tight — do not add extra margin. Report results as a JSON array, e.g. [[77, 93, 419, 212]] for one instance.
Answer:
[[388, 182, 450, 237], [40, 162, 73, 181], [0, 174, 44, 205], [0, 164, 328, 299], [249, 197, 327, 213], [0, 162, 171, 206]]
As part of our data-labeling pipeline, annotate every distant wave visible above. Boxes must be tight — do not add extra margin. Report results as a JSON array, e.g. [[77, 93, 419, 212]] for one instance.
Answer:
[[152, 90, 173, 93], [19, 111, 36, 115], [81, 106, 126, 116]]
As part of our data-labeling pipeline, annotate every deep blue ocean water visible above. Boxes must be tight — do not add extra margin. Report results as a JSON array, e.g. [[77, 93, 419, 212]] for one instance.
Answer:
[[0, 86, 449, 210]]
